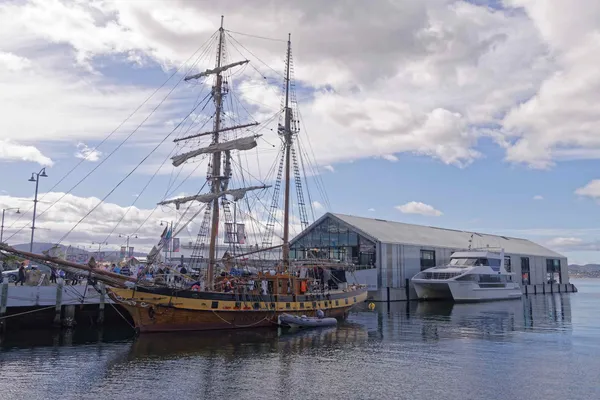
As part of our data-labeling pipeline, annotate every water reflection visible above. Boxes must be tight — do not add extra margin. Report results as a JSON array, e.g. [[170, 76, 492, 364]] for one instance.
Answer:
[[355, 293, 574, 344], [128, 324, 368, 361], [2, 289, 598, 400]]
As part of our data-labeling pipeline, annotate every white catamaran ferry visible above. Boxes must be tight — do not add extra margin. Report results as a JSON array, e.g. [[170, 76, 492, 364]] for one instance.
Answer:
[[411, 249, 522, 302]]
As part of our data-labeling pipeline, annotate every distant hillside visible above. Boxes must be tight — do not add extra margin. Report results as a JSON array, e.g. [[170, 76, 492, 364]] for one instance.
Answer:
[[10, 242, 145, 262], [569, 264, 600, 278]]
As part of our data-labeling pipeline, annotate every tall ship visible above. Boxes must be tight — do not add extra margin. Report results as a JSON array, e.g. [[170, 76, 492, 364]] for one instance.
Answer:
[[0, 17, 367, 332]]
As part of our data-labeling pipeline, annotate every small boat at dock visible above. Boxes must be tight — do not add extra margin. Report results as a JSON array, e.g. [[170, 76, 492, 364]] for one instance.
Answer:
[[278, 313, 338, 329]]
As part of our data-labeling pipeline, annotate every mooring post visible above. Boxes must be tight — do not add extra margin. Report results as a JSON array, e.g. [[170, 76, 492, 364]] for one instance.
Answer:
[[405, 279, 410, 301], [97, 283, 105, 325], [63, 305, 76, 328], [53, 282, 63, 327], [0, 282, 8, 332]]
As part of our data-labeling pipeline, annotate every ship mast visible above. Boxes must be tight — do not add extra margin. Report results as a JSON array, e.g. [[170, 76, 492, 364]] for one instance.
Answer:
[[208, 16, 225, 287], [282, 33, 292, 270]]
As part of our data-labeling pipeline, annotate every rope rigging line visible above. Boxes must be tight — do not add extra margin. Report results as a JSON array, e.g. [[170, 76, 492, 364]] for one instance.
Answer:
[[57, 92, 214, 245], [296, 105, 332, 210], [224, 29, 287, 43], [225, 32, 285, 79], [100, 144, 179, 246], [296, 139, 317, 220], [3, 31, 220, 237]]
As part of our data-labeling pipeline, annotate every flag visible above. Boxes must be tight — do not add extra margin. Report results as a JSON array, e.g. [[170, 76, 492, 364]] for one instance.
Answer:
[[224, 223, 235, 243], [128, 247, 134, 257], [172, 238, 180, 253], [120, 246, 126, 258], [237, 224, 245, 244], [159, 225, 172, 247]]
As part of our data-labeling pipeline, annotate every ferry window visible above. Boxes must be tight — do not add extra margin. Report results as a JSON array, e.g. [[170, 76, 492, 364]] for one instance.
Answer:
[[285, 303, 291, 309], [479, 275, 506, 283], [488, 258, 501, 268], [420, 250, 436, 270], [456, 274, 478, 281], [300, 303, 304, 309], [450, 258, 477, 267], [211, 301, 219, 309], [475, 258, 489, 266], [312, 301, 317, 308], [521, 257, 530, 285]]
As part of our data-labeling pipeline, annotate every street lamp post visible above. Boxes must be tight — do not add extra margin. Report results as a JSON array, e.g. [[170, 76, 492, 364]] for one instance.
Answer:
[[118, 234, 137, 258], [91, 241, 108, 260], [28, 168, 48, 252], [1, 208, 20, 243]]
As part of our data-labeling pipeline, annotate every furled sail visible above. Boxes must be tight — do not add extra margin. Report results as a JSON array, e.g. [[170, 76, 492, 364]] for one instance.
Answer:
[[158, 185, 270, 210], [184, 60, 249, 81], [171, 136, 259, 167]]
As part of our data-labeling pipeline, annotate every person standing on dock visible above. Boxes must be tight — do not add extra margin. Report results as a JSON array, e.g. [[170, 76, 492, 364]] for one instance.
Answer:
[[15, 263, 26, 286]]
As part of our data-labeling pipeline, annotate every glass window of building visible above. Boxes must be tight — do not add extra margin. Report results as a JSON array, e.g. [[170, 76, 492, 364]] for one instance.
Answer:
[[521, 257, 530, 285], [546, 259, 561, 284], [420, 250, 436, 270]]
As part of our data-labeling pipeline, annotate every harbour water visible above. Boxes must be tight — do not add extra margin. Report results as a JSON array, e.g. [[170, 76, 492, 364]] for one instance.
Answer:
[[1, 278, 599, 400]]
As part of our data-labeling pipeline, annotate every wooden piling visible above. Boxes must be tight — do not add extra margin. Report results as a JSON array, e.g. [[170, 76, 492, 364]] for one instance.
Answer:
[[53, 282, 63, 327], [63, 305, 76, 328], [97, 283, 105, 325], [0, 283, 8, 332]]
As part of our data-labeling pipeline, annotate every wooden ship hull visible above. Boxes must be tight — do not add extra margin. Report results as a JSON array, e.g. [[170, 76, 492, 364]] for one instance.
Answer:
[[109, 285, 367, 333]]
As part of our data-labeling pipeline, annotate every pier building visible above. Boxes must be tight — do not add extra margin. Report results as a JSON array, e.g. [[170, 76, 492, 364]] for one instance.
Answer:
[[289, 213, 575, 301]]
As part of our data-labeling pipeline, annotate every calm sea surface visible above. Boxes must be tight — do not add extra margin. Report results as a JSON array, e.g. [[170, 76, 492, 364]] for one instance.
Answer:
[[1, 279, 600, 400]]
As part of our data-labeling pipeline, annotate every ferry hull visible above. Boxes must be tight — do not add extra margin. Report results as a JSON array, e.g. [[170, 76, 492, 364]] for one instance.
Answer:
[[412, 280, 522, 302], [109, 287, 367, 333]]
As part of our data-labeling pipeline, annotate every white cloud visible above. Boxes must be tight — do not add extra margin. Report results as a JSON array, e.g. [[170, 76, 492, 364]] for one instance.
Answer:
[[395, 201, 442, 217], [545, 236, 600, 253], [381, 154, 399, 162], [0, 51, 31, 71], [533, 195, 544, 200], [547, 237, 583, 248], [323, 165, 335, 173], [75, 142, 102, 162], [368, 208, 375, 212], [0, 191, 297, 251], [0, 0, 599, 173], [575, 180, 600, 199], [312, 201, 324, 210], [0, 139, 53, 166], [499, 1, 600, 168]]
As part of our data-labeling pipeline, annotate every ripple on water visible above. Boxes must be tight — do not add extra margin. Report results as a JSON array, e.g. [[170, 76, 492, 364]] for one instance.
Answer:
[[1, 280, 600, 400]]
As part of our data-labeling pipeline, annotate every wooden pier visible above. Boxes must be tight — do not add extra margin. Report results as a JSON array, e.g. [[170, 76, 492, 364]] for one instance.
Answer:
[[0, 281, 130, 331]]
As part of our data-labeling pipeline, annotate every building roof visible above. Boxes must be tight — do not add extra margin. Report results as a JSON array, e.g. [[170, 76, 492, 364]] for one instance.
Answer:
[[326, 213, 564, 259]]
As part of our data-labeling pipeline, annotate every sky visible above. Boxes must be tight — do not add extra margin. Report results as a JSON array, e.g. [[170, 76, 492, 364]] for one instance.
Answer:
[[1, 0, 600, 264]]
